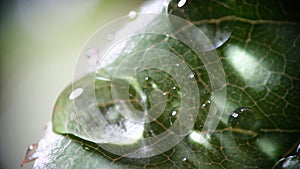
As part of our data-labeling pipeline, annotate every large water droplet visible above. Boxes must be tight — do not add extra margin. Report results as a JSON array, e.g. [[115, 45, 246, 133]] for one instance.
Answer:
[[228, 107, 261, 139], [168, 0, 236, 51], [69, 88, 84, 100], [274, 156, 300, 169]]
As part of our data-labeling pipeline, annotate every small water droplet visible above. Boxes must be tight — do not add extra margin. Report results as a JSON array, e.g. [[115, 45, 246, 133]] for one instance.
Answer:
[[172, 86, 176, 90], [188, 72, 195, 79], [182, 157, 187, 162], [69, 88, 84, 100], [21, 143, 38, 167], [165, 33, 170, 38], [172, 110, 177, 116], [175, 63, 179, 67], [177, 0, 187, 8], [163, 92, 167, 96], [200, 89, 207, 96], [228, 107, 261, 139], [145, 76, 149, 81], [81, 144, 91, 151], [128, 11, 137, 19]]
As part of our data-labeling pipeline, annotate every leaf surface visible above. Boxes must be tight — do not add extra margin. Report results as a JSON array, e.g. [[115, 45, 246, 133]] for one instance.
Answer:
[[29, 0, 300, 168]]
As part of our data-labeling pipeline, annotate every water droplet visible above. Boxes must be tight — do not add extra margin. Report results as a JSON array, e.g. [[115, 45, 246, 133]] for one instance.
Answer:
[[182, 157, 187, 162], [163, 1, 169, 7], [175, 63, 179, 67], [274, 156, 300, 169], [81, 144, 91, 151], [107, 32, 115, 41], [165, 33, 170, 38], [200, 89, 207, 96], [21, 143, 38, 167], [69, 88, 84, 100], [172, 110, 177, 116], [128, 11, 137, 20], [145, 76, 149, 81], [228, 107, 261, 139], [177, 0, 187, 8], [163, 92, 167, 96], [188, 72, 195, 79]]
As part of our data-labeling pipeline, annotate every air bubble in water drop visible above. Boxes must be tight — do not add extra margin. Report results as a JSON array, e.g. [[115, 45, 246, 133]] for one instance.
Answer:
[[228, 107, 261, 139]]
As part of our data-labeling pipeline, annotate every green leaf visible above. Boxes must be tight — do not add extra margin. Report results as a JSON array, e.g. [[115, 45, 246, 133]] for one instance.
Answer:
[[28, 0, 300, 168]]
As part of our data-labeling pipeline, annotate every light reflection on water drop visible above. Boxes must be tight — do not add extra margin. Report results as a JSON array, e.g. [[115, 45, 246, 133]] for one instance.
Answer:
[[177, 0, 187, 8], [81, 144, 91, 151], [128, 11, 137, 19], [188, 72, 195, 79], [69, 88, 84, 100]]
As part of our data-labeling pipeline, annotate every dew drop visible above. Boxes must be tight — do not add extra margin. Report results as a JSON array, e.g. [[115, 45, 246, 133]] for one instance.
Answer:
[[145, 76, 149, 81], [175, 63, 179, 67], [182, 157, 187, 162], [228, 107, 261, 139], [81, 144, 91, 151], [69, 88, 84, 100], [188, 72, 195, 79], [172, 86, 176, 90], [128, 11, 137, 20], [177, 0, 187, 8], [172, 110, 177, 116]]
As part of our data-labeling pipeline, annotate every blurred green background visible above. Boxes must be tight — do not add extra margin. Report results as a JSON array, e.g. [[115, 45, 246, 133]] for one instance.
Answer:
[[0, 0, 144, 168]]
